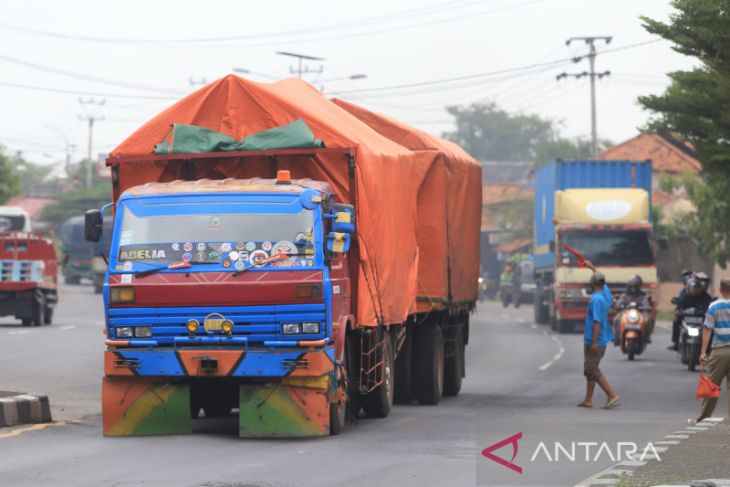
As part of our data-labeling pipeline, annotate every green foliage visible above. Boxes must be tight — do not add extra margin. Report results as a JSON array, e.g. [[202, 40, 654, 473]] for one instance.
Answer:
[[639, 0, 730, 266], [15, 157, 53, 193], [0, 146, 21, 204], [40, 181, 112, 230], [444, 102, 610, 163], [658, 172, 679, 193]]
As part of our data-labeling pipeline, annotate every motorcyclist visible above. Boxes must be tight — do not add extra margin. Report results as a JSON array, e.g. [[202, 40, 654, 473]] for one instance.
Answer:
[[669, 274, 713, 351], [613, 275, 652, 345]]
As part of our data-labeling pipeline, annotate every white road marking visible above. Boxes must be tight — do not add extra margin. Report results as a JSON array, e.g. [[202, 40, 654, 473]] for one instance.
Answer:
[[530, 323, 538, 329], [538, 335, 565, 371], [517, 318, 526, 323], [654, 440, 680, 445], [8, 330, 32, 335], [664, 434, 689, 439], [59, 325, 76, 330], [500, 313, 509, 319]]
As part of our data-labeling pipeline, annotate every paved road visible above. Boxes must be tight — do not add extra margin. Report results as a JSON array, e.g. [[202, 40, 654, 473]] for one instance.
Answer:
[[0, 285, 725, 486]]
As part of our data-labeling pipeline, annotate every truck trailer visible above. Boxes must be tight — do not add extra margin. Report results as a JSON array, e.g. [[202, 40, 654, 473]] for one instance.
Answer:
[[86, 75, 481, 437], [532, 160, 657, 333]]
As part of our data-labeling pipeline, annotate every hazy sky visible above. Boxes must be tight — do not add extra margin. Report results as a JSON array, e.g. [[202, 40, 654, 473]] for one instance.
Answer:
[[0, 0, 694, 166]]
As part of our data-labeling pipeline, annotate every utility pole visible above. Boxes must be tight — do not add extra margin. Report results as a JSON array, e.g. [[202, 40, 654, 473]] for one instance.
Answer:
[[556, 36, 612, 157], [79, 98, 105, 189], [276, 51, 325, 79], [44, 125, 76, 181]]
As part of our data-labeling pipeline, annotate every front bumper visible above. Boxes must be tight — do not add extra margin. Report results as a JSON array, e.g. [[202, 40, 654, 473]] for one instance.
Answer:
[[102, 346, 336, 438]]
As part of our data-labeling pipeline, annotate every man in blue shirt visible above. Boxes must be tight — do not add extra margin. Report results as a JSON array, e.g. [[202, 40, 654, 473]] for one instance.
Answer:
[[690, 278, 730, 424], [578, 271, 621, 409]]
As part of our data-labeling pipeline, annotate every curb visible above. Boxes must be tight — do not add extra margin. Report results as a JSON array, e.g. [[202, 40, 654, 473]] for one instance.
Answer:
[[575, 417, 725, 487], [0, 394, 53, 427]]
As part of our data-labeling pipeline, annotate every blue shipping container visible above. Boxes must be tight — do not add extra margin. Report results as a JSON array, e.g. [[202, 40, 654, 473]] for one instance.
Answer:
[[533, 159, 652, 270]]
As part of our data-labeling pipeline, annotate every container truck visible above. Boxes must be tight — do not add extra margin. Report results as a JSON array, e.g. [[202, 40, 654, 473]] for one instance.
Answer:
[[532, 160, 657, 333], [0, 230, 58, 326], [85, 75, 481, 437]]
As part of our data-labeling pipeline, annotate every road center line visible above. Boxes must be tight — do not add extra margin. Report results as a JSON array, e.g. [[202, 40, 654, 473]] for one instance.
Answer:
[[7, 330, 32, 335], [538, 335, 565, 371], [0, 421, 75, 439], [59, 325, 76, 330]]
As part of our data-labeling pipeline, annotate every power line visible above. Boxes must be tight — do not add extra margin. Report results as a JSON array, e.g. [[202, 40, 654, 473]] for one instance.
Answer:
[[0, 0, 496, 45], [0, 80, 177, 99]]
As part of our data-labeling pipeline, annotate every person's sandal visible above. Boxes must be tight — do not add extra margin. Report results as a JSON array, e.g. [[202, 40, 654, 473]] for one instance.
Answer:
[[577, 402, 592, 408], [602, 398, 621, 409]]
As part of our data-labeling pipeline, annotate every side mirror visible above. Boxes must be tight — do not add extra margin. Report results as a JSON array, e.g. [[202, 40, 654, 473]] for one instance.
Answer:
[[326, 231, 351, 254], [332, 203, 355, 234], [658, 236, 669, 250], [85, 209, 102, 242]]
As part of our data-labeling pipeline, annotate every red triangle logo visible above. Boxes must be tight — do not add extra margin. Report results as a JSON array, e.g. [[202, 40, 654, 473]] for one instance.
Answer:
[[481, 432, 523, 474]]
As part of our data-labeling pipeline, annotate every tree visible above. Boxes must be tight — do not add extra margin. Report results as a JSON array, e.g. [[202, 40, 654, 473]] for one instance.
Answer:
[[444, 102, 610, 163], [639, 0, 730, 265], [40, 181, 112, 230], [0, 146, 21, 204]]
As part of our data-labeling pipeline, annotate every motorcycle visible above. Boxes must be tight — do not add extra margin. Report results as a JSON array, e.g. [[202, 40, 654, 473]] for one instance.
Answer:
[[678, 307, 705, 371], [614, 302, 647, 360], [478, 276, 488, 302]]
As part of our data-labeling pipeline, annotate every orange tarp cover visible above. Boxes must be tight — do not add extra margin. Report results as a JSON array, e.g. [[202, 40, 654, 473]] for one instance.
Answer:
[[332, 99, 481, 307], [110, 75, 479, 325]]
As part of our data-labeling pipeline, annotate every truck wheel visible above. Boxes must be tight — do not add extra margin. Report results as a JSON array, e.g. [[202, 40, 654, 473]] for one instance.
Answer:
[[44, 306, 53, 325], [361, 334, 394, 418], [394, 328, 414, 404], [534, 291, 548, 324], [414, 321, 444, 405], [21, 319, 32, 327], [330, 336, 351, 435], [32, 293, 46, 327], [443, 325, 464, 397]]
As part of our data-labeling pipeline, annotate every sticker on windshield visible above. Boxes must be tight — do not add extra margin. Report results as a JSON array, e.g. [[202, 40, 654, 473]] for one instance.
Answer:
[[250, 250, 268, 265], [208, 250, 219, 260], [222, 258, 232, 268], [123, 261, 133, 271], [234, 260, 246, 271], [196, 242, 206, 252], [183, 242, 193, 252], [171, 242, 180, 251], [182, 252, 192, 262], [195, 251, 207, 262], [245, 242, 256, 251], [121, 274, 132, 284], [262, 241, 272, 251], [235, 242, 245, 251], [239, 252, 249, 262], [220, 242, 232, 253], [228, 251, 239, 261], [272, 241, 296, 256], [119, 249, 167, 261]]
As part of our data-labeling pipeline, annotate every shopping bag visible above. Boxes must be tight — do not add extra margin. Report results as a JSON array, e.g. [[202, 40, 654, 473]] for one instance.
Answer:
[[696, 372, 721, 399]]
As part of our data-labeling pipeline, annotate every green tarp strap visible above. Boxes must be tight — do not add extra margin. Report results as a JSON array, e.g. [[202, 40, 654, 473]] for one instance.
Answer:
[[154, 119, 324, 154]]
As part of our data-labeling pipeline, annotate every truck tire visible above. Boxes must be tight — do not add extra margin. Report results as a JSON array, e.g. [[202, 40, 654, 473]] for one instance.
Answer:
[[32, 292, 46, 327], [330, 335, 351, 435], [443, 324, 464, 397], [558, 320, 572, 334], [361, 334, 394, 418], [65, 275, 80, 285], [534, 290, 549, 324], [394, 328, 414, 404], [414, 321, 444, 405], [44, 306, 53, 325]]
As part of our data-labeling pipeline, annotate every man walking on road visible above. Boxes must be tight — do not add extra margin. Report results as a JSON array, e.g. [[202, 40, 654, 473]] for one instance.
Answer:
[[691, 278, 730, 424], [578, 271, 621, 409]]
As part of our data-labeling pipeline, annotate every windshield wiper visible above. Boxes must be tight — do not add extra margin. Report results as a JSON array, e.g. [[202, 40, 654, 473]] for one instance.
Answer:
[[132, 260, 194, 278]]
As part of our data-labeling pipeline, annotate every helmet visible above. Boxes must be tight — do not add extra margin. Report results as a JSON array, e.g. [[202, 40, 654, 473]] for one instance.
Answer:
[[695, 271, 710, 291], [686, 278, 701, 296], [627, 275, 643, 294], [681, 269, 693, 285]]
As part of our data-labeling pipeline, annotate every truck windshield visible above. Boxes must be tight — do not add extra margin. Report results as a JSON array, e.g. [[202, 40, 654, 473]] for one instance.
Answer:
[[559, 229, 654, 267], [115, 205, 316, 269]]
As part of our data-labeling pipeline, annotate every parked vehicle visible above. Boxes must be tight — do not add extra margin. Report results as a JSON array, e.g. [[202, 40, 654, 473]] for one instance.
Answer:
[[532, 160, 658, 333], [614, 302, 648, 360], [0, 206, 32, 232], [678, 307, 705, 371], [60, 216, 96, 285], [0, 231, 58, 326], [85, 76, 482, 438]]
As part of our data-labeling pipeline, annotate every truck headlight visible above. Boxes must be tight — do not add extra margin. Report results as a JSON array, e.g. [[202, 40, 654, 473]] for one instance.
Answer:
[[134, 326, 152, 338], [116, 327, 133, 338], [110, 287, 135, 303], [302, 322, 320, 334], [282, 323, 301, 335]]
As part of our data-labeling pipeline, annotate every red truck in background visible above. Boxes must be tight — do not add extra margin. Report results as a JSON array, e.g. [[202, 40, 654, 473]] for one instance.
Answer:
[[0, 231, 58, 326]]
